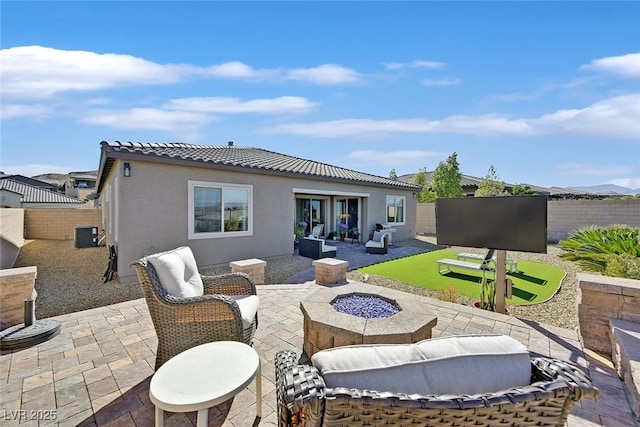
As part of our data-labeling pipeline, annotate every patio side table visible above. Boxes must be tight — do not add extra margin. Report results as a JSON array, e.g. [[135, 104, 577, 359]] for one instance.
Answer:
[[149, 341, 261, 427]]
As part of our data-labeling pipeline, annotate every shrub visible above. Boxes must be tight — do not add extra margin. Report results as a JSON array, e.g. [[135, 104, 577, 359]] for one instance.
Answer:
[[605, 254, 640, 280], [559, 225, 640, 278], [436, 285, 459, 303]]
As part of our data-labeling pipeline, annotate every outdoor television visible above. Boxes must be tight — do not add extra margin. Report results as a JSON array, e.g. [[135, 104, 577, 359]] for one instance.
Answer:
[[435, 195, 547, 253]]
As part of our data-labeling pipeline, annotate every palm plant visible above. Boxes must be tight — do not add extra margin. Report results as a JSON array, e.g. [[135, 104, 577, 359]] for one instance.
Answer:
[[559, 225, 640, 277]]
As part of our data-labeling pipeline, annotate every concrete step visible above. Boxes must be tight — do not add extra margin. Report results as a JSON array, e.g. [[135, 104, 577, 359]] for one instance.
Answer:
[[610, 318, 640, 421]]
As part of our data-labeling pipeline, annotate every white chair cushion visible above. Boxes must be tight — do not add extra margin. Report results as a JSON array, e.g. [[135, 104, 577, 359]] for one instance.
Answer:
[[146, 246, 204, 298], [365, 239, 383, 249], [311, 334, 531, 396], [372, 231, 384, 242], [322, 241, 337, 252], [230, 295, 260, 329]]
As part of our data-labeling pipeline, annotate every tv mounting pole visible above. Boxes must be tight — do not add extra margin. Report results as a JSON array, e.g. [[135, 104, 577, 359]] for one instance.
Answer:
[[495, 250, 507, 314]]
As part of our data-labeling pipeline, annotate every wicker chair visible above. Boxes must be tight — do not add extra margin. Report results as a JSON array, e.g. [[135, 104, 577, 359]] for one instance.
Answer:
[[130, 247, 258, 370], [275, 350, 599, 427]]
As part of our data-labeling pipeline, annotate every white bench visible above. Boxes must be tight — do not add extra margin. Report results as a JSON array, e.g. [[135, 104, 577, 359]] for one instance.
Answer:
[[457, 252, 518, 273], [437, 258, 495, 280]]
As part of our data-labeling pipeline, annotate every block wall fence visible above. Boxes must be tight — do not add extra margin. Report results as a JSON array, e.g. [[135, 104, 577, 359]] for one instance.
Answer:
[[24, 209, 102, 241], [416, 199, 640, 241]]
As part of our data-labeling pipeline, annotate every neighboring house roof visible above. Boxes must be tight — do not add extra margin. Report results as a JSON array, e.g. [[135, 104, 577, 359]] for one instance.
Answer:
[[97, 141, 422, 193], [0, 174, 59, 191], [398, 172, 554, 195], [0, 179, 85, 205]]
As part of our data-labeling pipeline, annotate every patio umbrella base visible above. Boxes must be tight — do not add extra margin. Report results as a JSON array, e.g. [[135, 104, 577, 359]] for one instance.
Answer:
[[0, 319, 61, 351]]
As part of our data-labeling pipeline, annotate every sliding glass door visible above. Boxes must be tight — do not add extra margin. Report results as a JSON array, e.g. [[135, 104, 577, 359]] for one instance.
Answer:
[[335, 197, 360, 237], [295, 196, 328, 236]]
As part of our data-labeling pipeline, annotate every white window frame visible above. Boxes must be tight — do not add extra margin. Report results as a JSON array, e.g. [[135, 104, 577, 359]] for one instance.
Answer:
[[385, 195, 406, 225], [188, 180, 253, 239]]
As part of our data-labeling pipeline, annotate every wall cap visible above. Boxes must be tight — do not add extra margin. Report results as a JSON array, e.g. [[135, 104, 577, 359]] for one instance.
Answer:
[[0, 266, 37, 283]]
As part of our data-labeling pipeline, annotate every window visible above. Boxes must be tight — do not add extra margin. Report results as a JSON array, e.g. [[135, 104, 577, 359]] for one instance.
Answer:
[[188, 181, 253, 239], [386, 195, 405, 224]]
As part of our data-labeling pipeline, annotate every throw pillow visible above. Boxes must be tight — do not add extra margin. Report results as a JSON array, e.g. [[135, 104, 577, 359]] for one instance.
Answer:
[[372, 231, 384, 242]]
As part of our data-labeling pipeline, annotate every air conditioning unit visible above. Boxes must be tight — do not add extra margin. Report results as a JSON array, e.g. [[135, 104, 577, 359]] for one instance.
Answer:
[[75, 226, 98, 248]]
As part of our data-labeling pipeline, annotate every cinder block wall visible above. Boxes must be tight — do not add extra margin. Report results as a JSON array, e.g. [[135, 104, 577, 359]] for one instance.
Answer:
[[417, 199, 640, 239], [547, 199, 640, 241], [578, 273, 640, 356], [0, 209, 25, 269], [24, 209, 102, 240]]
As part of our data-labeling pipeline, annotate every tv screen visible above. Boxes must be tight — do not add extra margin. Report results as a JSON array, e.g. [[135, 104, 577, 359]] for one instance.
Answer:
[[435, 196, 547, 253]]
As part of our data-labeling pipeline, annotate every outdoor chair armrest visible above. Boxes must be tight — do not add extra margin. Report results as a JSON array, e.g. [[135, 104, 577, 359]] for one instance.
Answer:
[[201, 272, 257, 296], [275, 350, 325, 427], [531, 357, 600, 401]]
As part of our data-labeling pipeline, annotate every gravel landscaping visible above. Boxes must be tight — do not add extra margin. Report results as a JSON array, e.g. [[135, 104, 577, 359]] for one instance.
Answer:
[[15, 236, 586, 329]]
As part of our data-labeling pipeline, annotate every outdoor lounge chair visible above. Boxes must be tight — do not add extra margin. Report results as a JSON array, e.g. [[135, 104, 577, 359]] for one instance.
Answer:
[[437, 248, 496, 280], [130, 246, 259, 369], [457, 249, 518, 273], [275, 334, 599, 427], [299, 236, 337, 260], [365, 230, 388, 254]]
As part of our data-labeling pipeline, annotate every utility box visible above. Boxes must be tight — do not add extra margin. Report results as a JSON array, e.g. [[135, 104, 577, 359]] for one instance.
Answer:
[[75, 226, 98, 248]]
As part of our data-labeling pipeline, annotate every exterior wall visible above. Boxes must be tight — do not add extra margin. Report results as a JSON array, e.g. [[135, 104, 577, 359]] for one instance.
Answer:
[[416, 199, 640, 240], [24, 208, 102, 240], [65, 187, 95, 201], [547, 199, 640, 241], [108, 159, 417, 279], [0, 208, 25, 269], [578, 273, 640, 356]]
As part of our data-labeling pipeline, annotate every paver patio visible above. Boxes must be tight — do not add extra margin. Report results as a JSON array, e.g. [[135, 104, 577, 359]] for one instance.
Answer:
[[0, 281, 635, 426]]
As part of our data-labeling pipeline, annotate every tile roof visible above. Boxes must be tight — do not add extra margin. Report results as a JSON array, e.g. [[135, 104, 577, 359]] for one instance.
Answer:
[[0, 179, 85, 204], [398, 172, 555, 194], [98, 141, 422, 191]]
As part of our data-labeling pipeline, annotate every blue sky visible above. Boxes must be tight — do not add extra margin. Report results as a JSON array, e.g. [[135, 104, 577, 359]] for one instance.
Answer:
[[1, 1, 639, 189]]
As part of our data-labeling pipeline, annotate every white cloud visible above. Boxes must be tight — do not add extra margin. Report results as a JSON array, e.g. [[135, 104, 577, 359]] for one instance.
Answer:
[[81, 108, 212, 132], [0, 46, 193, 100], [421, 78, 461, 87], [285, 64, 361, 85], [165, 96, 318, 114], [385, 60, 446, 70], [202, 61, 280, 80], [265, 116, 533, 138], [533, 93, 640, 139], [265, 93, 640, 139], [0, 46, 362, 102], [344, 150, 439, 166], [556, 163, 636, 176], [582, 53, 640, 78], [0, 103, 52, 120]]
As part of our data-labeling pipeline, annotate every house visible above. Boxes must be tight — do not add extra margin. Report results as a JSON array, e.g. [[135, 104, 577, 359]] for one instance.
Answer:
[[0, 179, 86, 208], [96, 141, 421, 280], [65, 171, 98, 200], [0, 174, 59, 193]]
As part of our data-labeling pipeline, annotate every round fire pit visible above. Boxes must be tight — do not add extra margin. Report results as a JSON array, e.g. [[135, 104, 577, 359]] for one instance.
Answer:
[[301, 283, 437, 358]]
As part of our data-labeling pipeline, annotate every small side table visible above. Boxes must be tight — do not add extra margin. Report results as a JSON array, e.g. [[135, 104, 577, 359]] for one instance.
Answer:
[[351, 233, 360, 244], [150, 341, 261, 427]]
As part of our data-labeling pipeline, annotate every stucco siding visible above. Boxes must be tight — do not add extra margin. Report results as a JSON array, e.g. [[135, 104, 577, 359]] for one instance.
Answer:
[[111, 159, 416, 279], [0, 208, 25, 268]]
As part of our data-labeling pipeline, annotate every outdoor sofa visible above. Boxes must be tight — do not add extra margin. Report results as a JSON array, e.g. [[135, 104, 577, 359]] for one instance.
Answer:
[[275, 334, 598, 427]]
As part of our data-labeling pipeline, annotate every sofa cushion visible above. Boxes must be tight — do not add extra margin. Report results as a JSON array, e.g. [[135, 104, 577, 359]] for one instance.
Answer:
[[311, 334, 531, 396], [230, 295, 260, 329], [372, 231, 384, 242], [146, 246, 204, 298]]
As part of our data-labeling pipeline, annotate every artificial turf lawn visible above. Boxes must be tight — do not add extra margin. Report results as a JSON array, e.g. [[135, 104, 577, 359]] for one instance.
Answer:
[[357, 249, 566, 305]]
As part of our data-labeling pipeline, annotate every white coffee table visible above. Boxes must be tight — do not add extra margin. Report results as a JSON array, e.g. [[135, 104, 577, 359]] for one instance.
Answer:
[[149, 341, 262, 427]]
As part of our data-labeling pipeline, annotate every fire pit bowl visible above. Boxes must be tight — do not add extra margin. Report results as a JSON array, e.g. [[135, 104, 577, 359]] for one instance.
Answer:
[[301, 283, 437, 358]]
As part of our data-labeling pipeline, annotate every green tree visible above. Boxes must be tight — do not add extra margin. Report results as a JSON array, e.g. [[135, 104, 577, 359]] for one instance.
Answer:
[[411, 168, 436, 202], [388, 169, 398, 180], [431, 153, 464, 198], [511, 184, 536, 196], [475, 165, 508, 197]]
